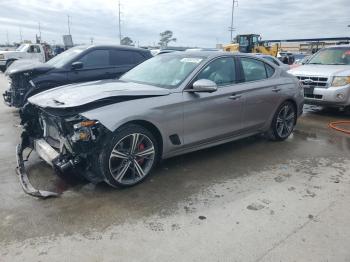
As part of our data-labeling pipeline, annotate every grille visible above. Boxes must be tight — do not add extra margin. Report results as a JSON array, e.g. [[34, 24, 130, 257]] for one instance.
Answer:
[[10, 74, 30, 90], [304, 94, 323, 99], [296, 76, 328, 88]]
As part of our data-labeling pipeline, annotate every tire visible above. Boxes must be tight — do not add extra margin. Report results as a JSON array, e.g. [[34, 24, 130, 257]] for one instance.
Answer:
[[95, 124, 159, 188], [5, 60, 14, 70], [267, 101, 297, 141]]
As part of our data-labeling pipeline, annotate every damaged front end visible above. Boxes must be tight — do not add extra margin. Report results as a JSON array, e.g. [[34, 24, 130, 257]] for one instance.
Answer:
[[16, 103, 110, 198]]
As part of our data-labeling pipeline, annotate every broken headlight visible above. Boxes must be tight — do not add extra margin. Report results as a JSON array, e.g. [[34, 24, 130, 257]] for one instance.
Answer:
[[71, 120, 99, 142]]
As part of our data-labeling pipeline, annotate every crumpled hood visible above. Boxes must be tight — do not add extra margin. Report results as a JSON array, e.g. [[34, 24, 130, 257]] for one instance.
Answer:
[[28, 79, 171, 108], [5, 60, 53, 76], [288, 64, 350, 77]]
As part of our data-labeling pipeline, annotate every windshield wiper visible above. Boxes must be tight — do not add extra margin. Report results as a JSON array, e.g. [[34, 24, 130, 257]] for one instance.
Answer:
[[308, 62, 322, 64]]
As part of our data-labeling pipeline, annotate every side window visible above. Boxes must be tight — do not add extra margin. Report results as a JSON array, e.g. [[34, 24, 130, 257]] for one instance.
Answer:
[[28, 45, 34, 53], [196, 57, 236, 86], [265, 64, 275, 78], [241, 57, 267, 82], [79, 50, 110, 68], [35, 46, 41, 53], [110, 50, 141, 66]]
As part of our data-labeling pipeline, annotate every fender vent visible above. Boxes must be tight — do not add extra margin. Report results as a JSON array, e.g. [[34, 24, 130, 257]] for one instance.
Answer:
[[169, 134, 181, 145]]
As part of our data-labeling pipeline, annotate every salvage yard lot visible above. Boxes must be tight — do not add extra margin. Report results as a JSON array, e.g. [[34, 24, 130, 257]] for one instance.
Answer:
[[0, 72, 349, 261]]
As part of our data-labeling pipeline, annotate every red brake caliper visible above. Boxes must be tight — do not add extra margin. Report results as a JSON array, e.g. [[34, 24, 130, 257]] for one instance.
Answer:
[[137, 143, 145, 165]]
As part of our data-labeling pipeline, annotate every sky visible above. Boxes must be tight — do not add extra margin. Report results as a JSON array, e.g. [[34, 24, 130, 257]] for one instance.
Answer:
[[0, 0, 349, 47]]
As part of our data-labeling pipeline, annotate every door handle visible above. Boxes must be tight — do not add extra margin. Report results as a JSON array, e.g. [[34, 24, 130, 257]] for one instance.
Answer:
[[272, 87, 282, 92], [228, 94, 242, 100]]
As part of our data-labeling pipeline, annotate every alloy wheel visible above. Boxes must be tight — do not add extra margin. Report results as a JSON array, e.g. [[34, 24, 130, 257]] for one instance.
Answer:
[[276, 104, 295, 138], [108, 133, 155, 185]]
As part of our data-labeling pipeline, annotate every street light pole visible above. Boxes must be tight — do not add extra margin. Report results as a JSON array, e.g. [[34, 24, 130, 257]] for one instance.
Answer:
[[229, 0, 238, 43], [67, 15, 71, 35], [118, 1, 122, 44]]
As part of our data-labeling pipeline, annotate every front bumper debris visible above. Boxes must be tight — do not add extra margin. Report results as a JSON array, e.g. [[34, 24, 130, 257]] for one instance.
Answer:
[[3, 89, 12, 106], [16, 140, 60, 198]]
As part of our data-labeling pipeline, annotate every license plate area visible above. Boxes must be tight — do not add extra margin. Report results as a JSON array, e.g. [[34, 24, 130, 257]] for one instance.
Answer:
[[303, 86, 314, 95]]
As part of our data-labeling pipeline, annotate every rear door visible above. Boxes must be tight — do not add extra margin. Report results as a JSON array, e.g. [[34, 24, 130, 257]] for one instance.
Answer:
[[183, 56, 245, 146], [237, 56, 283, 130]]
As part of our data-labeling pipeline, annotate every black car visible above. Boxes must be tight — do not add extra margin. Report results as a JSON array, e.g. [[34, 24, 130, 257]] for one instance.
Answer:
[[3, 45, 152, 107]]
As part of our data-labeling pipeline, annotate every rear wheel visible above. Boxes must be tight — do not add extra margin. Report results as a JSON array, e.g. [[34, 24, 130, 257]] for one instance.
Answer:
[[97, 124, 159, 188], [268, 101, 296, 141]]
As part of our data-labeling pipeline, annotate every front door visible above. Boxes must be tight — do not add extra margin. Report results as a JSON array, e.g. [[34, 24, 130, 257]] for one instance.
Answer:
[[67, 49, 115, 83], [183, 57, 244, 146]]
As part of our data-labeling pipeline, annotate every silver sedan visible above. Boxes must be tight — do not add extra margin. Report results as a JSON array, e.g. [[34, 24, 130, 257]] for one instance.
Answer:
[[18, 51, 304, 197]]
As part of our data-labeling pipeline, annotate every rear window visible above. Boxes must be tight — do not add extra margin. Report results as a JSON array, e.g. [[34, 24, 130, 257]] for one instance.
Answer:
[[110, 50, 145, 66], [264, 56, 280, 66]]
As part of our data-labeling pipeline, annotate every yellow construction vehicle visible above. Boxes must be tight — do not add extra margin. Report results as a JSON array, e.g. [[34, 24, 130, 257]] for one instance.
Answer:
[[223, 34, 279, 57]]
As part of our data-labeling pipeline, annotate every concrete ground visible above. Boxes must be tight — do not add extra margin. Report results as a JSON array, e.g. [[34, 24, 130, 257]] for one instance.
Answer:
[[0, 72, 349, 262]]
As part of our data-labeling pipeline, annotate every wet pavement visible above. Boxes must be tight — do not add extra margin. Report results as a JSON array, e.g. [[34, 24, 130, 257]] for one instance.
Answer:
[[0, 72, 349, 261]]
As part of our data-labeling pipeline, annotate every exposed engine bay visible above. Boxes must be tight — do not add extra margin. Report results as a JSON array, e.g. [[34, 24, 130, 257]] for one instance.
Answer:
[[17, 103, 111, 198]]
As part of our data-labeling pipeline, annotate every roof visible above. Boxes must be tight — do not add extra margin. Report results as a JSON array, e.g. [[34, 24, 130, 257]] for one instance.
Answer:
[[163, 50, 271, 60], [75, 44, 151, 53]]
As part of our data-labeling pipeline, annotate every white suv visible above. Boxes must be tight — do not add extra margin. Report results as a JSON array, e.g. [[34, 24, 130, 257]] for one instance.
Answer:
[[289, 45, 350, 109]]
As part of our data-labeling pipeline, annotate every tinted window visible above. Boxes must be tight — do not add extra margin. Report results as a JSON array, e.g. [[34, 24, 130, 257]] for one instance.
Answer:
[[110, 50, 145, 66], [79, 50, 110, 68], [196, 57, 236, 86], [241, 57, 267, 82]]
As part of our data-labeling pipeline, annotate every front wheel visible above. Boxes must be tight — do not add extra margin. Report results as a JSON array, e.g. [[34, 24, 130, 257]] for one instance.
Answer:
[[5, 60, 14, 70], [97, 124, 159, 188], [268, 101, 296, 141]]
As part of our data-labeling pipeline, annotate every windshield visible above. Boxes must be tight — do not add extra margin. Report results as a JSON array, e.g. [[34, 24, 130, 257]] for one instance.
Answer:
[[46, 46, 86, 67], [120, 54, 204, 88], [16, 44, 28, 52], [307, 47, 350, 65]]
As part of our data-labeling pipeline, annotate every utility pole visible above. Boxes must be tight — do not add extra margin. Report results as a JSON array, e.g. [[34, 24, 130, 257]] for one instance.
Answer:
[[229, 0, 238, 43], [38, 22, 42, 43], [6, 30, 9, 46], [118, 1, 122, 44], [67, 15, 71, 35], [19, 27, 23, 43]]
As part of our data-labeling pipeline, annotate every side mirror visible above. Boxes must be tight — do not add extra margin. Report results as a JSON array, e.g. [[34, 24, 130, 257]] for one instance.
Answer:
[[190, 79, 218, 93], [72, 61, 83, 70]]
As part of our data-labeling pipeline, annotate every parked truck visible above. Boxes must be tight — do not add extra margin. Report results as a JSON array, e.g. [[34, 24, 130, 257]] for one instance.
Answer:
[[0, 44, 46, 72]]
